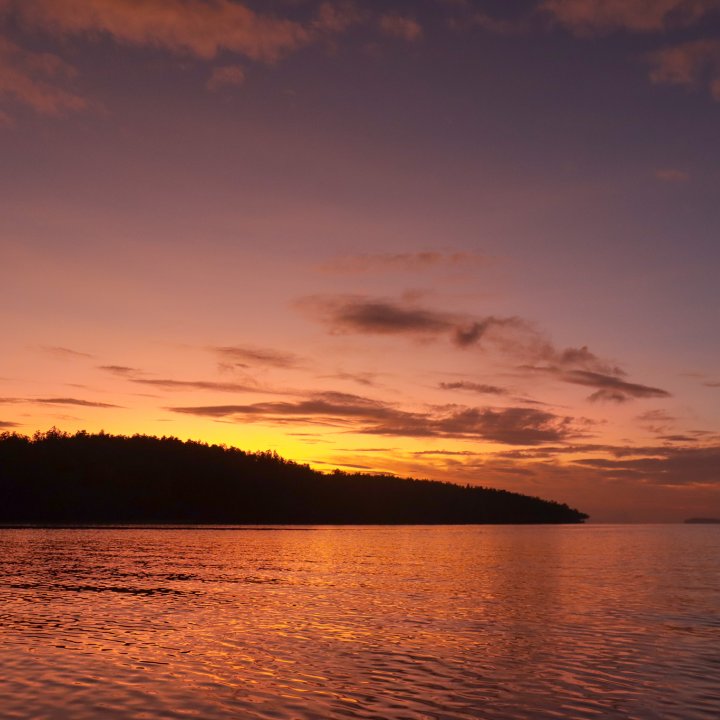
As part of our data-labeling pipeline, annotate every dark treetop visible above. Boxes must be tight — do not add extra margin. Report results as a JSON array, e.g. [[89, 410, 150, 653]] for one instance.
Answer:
[[0, 430, 588, 525]]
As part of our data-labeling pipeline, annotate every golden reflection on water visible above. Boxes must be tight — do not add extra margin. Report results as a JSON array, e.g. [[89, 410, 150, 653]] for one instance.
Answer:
[[0, 525, 718, 719]]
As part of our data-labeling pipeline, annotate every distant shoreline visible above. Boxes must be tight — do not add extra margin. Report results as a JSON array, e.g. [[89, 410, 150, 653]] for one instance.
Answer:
[[0, 522, 587, 530]]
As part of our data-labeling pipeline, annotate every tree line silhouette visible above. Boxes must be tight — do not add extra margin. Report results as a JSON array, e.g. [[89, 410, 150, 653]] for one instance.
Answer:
[[0, 430, 588, 524]]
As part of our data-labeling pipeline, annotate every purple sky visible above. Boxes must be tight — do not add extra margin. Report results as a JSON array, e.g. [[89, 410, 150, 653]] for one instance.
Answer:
[[2, 0, 720, 521]]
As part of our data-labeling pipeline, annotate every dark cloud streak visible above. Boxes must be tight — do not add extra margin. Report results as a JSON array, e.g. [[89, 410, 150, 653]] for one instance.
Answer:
[[169, 391, 578, 446]]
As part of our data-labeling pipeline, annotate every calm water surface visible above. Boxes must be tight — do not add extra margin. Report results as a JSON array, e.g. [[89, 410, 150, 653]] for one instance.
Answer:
[[0, 525, 718, 719]]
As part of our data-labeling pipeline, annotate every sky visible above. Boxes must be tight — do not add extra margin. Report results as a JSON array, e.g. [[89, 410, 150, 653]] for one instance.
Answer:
[[1, 0, 720, 522]]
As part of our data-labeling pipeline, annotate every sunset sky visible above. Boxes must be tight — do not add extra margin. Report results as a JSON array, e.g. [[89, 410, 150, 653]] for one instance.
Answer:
[[2, 0, 719, 522]]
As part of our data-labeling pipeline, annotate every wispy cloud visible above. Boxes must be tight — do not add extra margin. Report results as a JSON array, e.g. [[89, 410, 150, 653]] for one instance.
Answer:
[[552, 369, 670, 402], [207, 64, 245, 92], [319, 251, 490, 274], [655, 168, 690, 182], [40, 345, 93, 359], [324, 371, 378, 387], [9, 0, 342, 62], [98, 365, 140, 376], [98, 364, 259, 393], [637, 409, 676, 434], [649, 39, 720, 100], [132, 378, 256, 393], [299, 294, 524, 348], [541, 0, 720, 34], [168, 390, 579, 445], [0, 0, 361, 119], [439, 381, 508, 395], [378, 14, 423, 42], [0, 36, 88, 115], [0, 396, 121, 408], [573, 445, 720, 485], [302, 294, 667, 402], [214, 345, 302, 368]]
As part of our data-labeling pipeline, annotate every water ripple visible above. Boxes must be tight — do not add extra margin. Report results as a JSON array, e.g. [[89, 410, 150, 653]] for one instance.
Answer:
[[0, 525, 717, 719]]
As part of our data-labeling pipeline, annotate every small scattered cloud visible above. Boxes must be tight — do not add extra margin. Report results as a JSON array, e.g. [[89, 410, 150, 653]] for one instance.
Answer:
[[35, 397, 121, 408], [324, 371, 378, 386], [299, 294, 523, 348], [132, 378, 256, 393], [527, 367, 670, 402], [98, 364, 260, 393], [214, 345, 301, 368], [637, 409, 676, 434], [0, 396, 121, 408], [439, 381, 508, 395], [378, 14, 423, 42], [648, 39, 720, 100], [541, 0, 720, 35], [0, 36, 88, 116], [471, 12, 530, 35], [0, 420, 20, 428], [40, 345, 93, 359], [207, 64, 245, 92], [655, 168, 690, 182], [98, 365, 140, 376], [319, 251, 490, 274]]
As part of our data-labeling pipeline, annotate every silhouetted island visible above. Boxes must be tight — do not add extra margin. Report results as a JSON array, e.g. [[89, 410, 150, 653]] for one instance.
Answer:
[[0, 430, 588, 525], [684, 518, 720, 524]]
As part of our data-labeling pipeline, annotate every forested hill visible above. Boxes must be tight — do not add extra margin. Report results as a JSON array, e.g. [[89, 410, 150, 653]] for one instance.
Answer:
[[0, 431, 589, 525]]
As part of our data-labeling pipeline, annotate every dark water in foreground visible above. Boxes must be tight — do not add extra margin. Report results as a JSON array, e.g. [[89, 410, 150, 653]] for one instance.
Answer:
[[0, 526, 718, 720]]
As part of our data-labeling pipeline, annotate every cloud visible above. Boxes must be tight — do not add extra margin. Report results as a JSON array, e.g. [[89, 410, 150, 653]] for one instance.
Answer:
[[431, 406, 576, 445], [572, 445, 720, 486], [40, 345, 93, 359], [10, 0, 355, 62], [655, 168, 690, 182], [300, 294, 523, 348], [132, 378, 256, 393], [35, 397, 121, 408], [471, 11, 530, 35], [98, 365, 140, 376], [0, 420, 20, 428], [439, 381, 508, 395], [169, 390, 578, 445], [207, 64, 245, 92], [540, 0, 720, 34], [525, 366, 670, 402], [0, 36, 88, 115], [312, 297, 454, 336], [0, 396, 121, 408], [324, 371, 378, 386], [637, 409, 676, 434], [98, 363, 261, 393], [378, 14, 423, 42], [649, 39, 720, 100], [319, 251, 490, 274], [566, 370, 670, 401], [214, 345, 301, 368], [303, 294, 667, 402]]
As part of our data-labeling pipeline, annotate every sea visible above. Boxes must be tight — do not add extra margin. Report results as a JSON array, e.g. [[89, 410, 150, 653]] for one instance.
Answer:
[[0, 525, 717, 719]]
